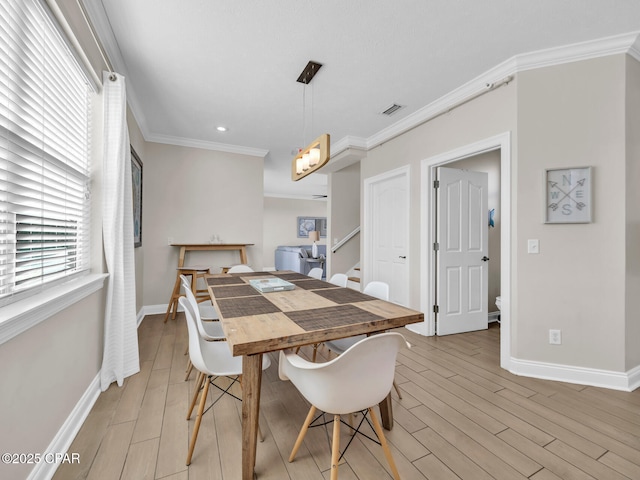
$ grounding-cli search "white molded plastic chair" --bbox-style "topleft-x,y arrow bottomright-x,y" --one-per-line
324,281 -> 389,355
180,274 -> 219,321
328,273 -> 348,287
324,281 -> 403,399
180,275 -> 224,340
227,264 -> 254,273
180,296 -> 271,465
308,267 -> 323,279
279,332 -> 408,480
181,274 -> 223,381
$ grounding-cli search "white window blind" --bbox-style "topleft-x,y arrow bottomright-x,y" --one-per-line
0,0 -> 91,307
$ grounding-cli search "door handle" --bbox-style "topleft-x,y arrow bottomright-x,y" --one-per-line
399,256 -> 406,259
481,256 -> 490,262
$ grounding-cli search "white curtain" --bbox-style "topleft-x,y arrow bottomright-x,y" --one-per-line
101,71 -> 140,391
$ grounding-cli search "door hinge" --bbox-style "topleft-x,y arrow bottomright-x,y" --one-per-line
433,180 -> 440,189
433,304 -> 439,314
433,242 -> 439,251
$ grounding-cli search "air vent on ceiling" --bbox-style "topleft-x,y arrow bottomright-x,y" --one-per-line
380,103 -> 404,116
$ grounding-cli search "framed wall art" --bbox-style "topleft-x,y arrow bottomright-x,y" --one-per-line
545,166 -> 591,224
131,146 -> 143,247
297,216 -> 327,238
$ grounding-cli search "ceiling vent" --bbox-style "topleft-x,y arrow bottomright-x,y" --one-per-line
380,103 -> 404,116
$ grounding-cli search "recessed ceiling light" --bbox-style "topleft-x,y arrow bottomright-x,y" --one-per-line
216,126 -> 227,132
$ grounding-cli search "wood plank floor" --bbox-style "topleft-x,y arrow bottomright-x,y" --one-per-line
54,314 -> 640,480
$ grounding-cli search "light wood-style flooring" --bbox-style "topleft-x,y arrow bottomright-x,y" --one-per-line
54,314 -> 640,479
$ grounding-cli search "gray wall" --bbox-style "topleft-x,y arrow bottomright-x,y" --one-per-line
626,55 -> 640,371
329,162 -> 361,277
263,197 -> 327,269
362,53 -> 639,375
141,142 -> 265,307
515,56 -> 627,371
0,3 -> 109,478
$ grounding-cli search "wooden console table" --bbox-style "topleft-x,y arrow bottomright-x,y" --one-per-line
170,243 -> 254,268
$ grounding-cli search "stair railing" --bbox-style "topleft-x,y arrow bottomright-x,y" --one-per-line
331,226 -> 360,253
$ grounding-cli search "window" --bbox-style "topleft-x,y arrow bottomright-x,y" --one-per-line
0,0 -> 91,307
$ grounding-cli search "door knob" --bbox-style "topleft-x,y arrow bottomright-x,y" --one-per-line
481,256 -> 490,262
399,256 -> 406,259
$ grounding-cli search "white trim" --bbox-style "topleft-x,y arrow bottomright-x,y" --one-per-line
330,135 -> 368,158
27,373 -> 101,480
363,165 -> 411,306
418,133 -> 512,371
0,274 -> 108,345
147,133 -> 269,158
345,31 -> 640,156
510,358 -> 640,392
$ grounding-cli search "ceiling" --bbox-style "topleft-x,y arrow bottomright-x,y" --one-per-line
85,1 -> 640,199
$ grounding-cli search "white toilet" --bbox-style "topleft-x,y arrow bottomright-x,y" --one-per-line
495,296 -> 501,323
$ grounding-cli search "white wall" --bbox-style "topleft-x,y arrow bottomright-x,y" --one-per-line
263,197 -> 327,269
142,143 -> 265,306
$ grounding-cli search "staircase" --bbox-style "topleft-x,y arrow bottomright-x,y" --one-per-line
346,266 -> 361,290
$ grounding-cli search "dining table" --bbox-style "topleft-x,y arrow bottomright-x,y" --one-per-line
205,270 -> 424,480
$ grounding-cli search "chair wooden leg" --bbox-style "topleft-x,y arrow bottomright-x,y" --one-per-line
184,360 -> 194,381
330,414 -> 341,480
368,407 -> 400,480
393,380 -> 402,399
187,372 -> 205,420
312,343 -> 318,362
289,405 -> 317,462
186,375 -> 210,465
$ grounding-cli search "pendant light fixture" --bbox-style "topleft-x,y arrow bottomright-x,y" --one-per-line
292,61 -> 330,181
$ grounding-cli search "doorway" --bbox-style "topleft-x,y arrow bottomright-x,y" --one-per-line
363,165 -> 410,306
435,166 -> 490,336
414,132 -> 512,370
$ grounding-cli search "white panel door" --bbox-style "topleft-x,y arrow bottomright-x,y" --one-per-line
370,172 -> 409,306
436,167 -> 488,335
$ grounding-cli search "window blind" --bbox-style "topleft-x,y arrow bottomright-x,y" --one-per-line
0,0 -> 91,306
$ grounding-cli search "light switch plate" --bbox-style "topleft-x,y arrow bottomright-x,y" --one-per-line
528,239 -> 539,254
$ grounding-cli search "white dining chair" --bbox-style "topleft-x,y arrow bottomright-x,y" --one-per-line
279,332 -> 408,480
308,267 -> 323,279
324,281 -> 403,399
181,275 -> 223,380
297,272 -> 350,362
328,273 -> 348,287
180,296 -> 271,465
324,281 -> 389,354
227,264 -> 254,273
180,274 -> 219,321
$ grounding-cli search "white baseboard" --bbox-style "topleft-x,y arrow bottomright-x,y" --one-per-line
510,357 -> 639,392
28,373 -> 101,480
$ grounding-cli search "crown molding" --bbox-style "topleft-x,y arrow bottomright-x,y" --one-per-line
514,30 -> 640,73
148,133 -> 269,158
82,0 -> 153,140
338,31 -> 640,154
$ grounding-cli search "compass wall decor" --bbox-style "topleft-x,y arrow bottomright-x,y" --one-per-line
545,167 -> 592,223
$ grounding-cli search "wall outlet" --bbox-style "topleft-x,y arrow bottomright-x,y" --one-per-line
549,329 -> 562,345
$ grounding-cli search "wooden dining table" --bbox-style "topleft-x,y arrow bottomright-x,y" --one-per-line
205,270 -> 424,480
